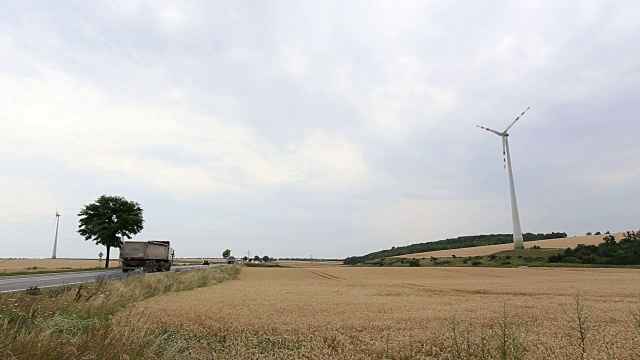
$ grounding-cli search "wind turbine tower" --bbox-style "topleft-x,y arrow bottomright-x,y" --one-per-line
477,107 -> 530,250
52,210 -> 60,259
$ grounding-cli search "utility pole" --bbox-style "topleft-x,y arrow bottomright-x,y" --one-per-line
52,210 -> 60,259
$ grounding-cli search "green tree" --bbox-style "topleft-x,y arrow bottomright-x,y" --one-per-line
222,249 -> 231,259
262,255 -> 270,263
78,195 -> 144,268
603,235 -> 617,245
253,255 -> 260,262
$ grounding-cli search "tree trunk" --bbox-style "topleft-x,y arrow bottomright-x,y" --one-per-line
105,245 -> 111,268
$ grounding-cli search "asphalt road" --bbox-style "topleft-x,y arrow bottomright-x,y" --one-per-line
0,264 -> 218,293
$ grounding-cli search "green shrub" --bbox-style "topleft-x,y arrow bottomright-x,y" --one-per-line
25,286 -> 41,296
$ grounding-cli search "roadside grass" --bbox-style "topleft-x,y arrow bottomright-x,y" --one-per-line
0,266 -> 239,359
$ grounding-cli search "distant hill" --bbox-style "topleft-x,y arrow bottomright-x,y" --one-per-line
398,233 -> 625,259
343,232 -> 567,265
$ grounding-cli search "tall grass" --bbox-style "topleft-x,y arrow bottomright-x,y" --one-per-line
447,305 -> 524,360
571,292 -> 590,358
0,266 -> 238,359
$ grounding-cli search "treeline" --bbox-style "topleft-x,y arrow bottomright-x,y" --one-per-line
549,231 -> 640,265
343,232 -> 567,265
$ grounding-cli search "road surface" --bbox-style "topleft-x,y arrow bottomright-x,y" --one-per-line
0,265 -> 219,293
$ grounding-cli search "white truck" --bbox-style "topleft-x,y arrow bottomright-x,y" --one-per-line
120,241 -> 174,272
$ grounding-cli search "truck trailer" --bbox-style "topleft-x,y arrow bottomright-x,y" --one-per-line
120,240 -> 174,272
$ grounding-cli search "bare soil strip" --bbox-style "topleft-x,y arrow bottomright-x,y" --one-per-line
305,269 -> 344,280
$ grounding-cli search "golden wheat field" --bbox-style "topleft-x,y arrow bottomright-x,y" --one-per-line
399,233 -> 625,258
117,265 -> 640,359
0,258 -> 116,272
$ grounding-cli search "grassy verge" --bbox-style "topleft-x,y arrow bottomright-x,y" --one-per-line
0,266 -> 239,359
361,249 -> 640,268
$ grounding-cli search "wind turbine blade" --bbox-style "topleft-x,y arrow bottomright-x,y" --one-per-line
503,106 -> 530,133
476,125 -> 503,136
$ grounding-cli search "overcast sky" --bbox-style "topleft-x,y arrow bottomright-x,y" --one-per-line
1,1 -> 639,260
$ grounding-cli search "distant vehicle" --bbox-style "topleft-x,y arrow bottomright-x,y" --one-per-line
202,259 -> 210,266
227,256 -> 236,265
120,241 -> 174,272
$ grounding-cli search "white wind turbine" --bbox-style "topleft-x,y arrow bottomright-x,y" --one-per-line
52,209 -> 60,259
477,107 -> 530,250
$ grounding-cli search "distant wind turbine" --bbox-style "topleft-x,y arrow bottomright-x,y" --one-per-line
52,209 -> 60,259
477,107 -> 530,250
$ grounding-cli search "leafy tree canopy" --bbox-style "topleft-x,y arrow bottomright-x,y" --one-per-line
222,249 -> 231,258
549,231 -> 640,265
78,195 -> 144,268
